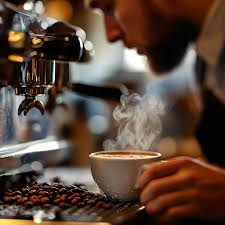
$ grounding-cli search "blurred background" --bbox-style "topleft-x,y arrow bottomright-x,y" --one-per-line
0,0 -> 203,169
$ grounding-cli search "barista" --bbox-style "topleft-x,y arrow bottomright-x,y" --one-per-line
87,0 -> 225,223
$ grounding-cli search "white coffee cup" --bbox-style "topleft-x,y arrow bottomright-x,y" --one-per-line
89,150 -> 161,202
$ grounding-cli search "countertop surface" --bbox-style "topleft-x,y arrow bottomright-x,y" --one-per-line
0,167 -> 224,225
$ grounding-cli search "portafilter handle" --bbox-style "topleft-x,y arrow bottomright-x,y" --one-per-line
70,83 -> 129,101
45,82 -> 129,114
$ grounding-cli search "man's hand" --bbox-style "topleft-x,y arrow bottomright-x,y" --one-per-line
137,157 -> 225,223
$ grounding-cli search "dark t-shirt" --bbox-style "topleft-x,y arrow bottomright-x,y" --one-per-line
196,89 -> 225,166
195,0 -> 225,167
195,58 -> 225,167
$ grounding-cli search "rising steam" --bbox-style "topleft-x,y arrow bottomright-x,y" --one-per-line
103,93 -> 165,151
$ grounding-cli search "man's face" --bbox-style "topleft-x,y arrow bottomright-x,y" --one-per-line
88,0 -> 197,73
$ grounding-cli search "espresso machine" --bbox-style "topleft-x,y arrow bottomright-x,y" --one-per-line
0,0 -> 131,186
0,0 -> 128,159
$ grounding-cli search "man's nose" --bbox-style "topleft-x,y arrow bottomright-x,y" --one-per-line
104,15 -> 124,43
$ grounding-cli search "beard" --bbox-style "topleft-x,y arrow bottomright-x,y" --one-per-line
146,21 -> 198,74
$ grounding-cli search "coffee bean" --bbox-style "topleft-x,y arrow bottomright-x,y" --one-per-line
95,193 -> 102,198
52,182 -> 59,187
101,203 -> 113,209
59,202 -> 67,208
84,191 -> 90,195
68,196 -> 74,201
43,185 -> 50,190
80,194 -> 86,199
84,198 -> 90,202
6,192 -> 14,197
59,188 -> 66,194
67,190 -> 73,195
3,196 -> 14,203
31,185 -> 39,190
72,193 -> 80,198
61,194 -> 68,198
29,189 -> 37,195
51,191 -> 58,197
71,199 -> 79,205
53,198 -> 63,204
13,191 -> 22,196
39,191 -> 49,196
71,188 -> 84,193
86,192 -> 95,197
29,195 -> 38,201
78,202 -> 85,207
32,199 -> 41,206
13,195 -> 21,201
40,197 -> 49,204
73,197 -> 81,201
57,183 -> 65,189
41,204 -> 51,209
86,200 -> 96,206
96,201 -> 104,207
21,188 -> 29,194
97,196 -> 107,201
23,201 -> 33,208
51,186 -> 58,191
17,197 -> 28,204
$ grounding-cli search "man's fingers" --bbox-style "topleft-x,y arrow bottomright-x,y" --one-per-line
144,189 -> 197,214
137,157 -> 193,189
140,171 -> 197,205
137,161 -> 178,189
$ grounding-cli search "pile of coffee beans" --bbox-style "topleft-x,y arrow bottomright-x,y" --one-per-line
1,181 -> 114,210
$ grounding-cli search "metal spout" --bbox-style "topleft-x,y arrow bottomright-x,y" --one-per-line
18,95 -> 44,116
